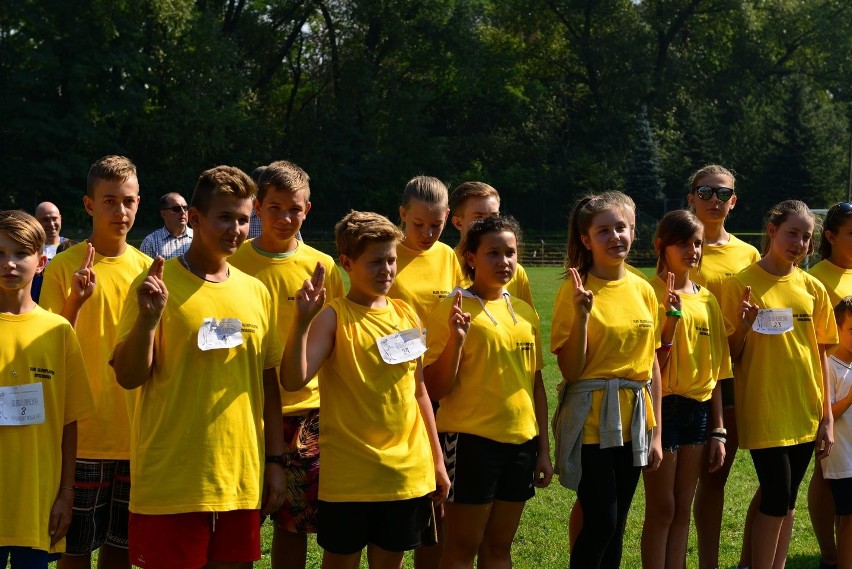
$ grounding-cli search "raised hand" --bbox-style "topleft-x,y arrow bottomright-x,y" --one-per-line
449,290 -> 472,341
137,256 -> 168,324
663,272 -> 682,312
738,286 -> 759,327
71,243 -> 97,302
295,262 -> 326,321
569,267 -> 594,315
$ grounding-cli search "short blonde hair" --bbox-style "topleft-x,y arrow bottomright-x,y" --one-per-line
191,166 -> 256,213
402,176 -> 448,209
87,155 -> 137,197
257,160 -> 310,202
0,210 -> 46,254
335,211 -> 403,259
449,181 -> 500,216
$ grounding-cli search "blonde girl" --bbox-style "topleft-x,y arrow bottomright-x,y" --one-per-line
640,210 -> 731,569
687,164 -> 761,569
423,215 -> 552,569
721,200 -> 836,569
808,201 -> 852,569
551,191 -> 662,569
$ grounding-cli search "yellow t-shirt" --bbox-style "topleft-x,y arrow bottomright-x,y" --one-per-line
39,241 -> 150,459
810,259 -> 852,307
693,234 -> 761,301
389,241 -> 464,324
0,308 -> 93,553
424,291 -> 542,443
456,250 -> 535,308
318,297 -> 435,502
230,240 -> 344,415
722,263 -> 838,449
114,260 -> 282,514
551,271 -> 658,444
650,276 -> 733,401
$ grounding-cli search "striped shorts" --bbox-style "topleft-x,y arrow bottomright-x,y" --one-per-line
64,459 -> 130,555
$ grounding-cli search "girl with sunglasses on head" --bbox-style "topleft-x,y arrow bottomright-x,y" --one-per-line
640,210 -> 732,569
687,164 -> 761,569
807,201 -> 852,569
721,200 -> 836,569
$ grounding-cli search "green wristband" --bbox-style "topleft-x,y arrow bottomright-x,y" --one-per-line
666,310 -> 682,318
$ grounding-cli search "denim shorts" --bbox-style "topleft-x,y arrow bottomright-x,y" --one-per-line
660,395 -> 709,451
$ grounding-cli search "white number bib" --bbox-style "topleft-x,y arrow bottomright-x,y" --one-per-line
377,328 -> 427,364
0,383 -> 45,426
752,308 -> 794,335
197,318 -> 244,351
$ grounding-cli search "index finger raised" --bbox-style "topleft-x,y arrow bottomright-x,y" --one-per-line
741,285 -> 752,303
80,243 -> 95,270
311,262 -> 326,288
454,289 -> 463,308
147,256 -> 165,280
569,267 -> 582,290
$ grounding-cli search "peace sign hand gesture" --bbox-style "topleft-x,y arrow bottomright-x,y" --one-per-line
137,256 -> 168,326
71,243 -> 97,302
449,290 -> 472,341
663,272 -> 682,313
738,286 -> 760,328
568,268 -> 593,316
295,262 -> 327,322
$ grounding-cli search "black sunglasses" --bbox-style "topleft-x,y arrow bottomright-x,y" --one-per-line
161,205 -> 188,213
694,186 -> 735,202
824,202 -> 852,231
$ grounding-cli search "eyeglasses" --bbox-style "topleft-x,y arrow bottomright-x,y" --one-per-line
694,186 -> 735,202
161,205 -> 188,213
824,202 -> 852,231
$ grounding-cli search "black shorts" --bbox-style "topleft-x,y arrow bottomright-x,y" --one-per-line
65,459 -> 130,554
829,477 -> 852,516
443,432 -> 536,504
317,497 -> 432,555
660,395 -> 709,451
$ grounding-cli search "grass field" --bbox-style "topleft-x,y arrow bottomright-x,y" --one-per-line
246,266 -> 824,568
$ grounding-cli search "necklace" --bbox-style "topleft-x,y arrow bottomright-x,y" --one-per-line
179,254 -> 229,283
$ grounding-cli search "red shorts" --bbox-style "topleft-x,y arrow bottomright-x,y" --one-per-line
129,510 -> 260,569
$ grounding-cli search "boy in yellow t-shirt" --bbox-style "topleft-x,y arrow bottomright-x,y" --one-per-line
39,156 -> 150,569
230,160 -> 344,569
111,166 -> 285,569
0,210 -> 93,567
281,210 -> 449,569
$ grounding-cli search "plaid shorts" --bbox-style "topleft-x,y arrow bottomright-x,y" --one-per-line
65,459 -> 130,554
273,409 -> 320,533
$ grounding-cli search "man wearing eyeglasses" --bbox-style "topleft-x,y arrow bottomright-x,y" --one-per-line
140,192 -> 193,259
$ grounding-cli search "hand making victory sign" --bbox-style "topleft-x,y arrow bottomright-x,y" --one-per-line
448,289 -> 472,341
738,285 -> 759,327
663,271 -> 682,313
568,267 -> 594,315
71,243 -> 97,302
296,262 -> 327,322
137,256 -> 168,325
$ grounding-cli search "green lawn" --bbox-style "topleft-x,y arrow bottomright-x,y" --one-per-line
251,266 -> 823,568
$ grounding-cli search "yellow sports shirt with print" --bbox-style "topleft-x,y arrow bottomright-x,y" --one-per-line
114,259 -> 281,514
39,241 -> 150,459
692,234 -> 761,301
0,308 -> 93,553
722,263 -> 837,449
424,292 -> 542,444
551,271 -> 658,444
810,259 -> 852,307
318,297 -> 435,502
650,276 -> 732,401
389,241 -> 464,323
230,240 -> 344,415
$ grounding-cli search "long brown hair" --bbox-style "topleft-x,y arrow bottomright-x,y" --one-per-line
653,210 -> 704,275
563,191 -> 635,279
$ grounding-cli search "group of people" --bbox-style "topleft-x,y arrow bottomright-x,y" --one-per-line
1,156 -> 851,569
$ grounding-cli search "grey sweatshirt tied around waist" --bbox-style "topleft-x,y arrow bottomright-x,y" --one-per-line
552,378 -> 652,491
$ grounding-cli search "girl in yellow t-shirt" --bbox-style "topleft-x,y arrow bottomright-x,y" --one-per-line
808,201 -> 852,568
640,210 -> 732,569
721,199 -> 836,569
423,215 -> 552,569
686,164 -> 761,569
551,191 -> 662,569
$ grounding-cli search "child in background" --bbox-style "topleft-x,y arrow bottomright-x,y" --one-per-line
40,156 -> 150,569
281,211 -> 449,569
230,160 -> 344,569
721,200 -> 835,569
388,175 -> 462,568
0,210 -> 93,566
424,215 -> 552,568
640,210 -> 731,569
687,164 -> 761,569
808,201 -> 852,569
823,297 -> 852,569
551,191 -> 662,569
